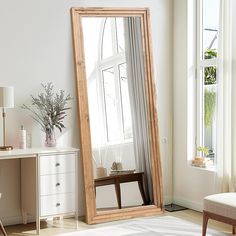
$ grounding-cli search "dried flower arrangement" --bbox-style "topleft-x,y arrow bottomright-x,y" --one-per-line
22,82 -> 72,147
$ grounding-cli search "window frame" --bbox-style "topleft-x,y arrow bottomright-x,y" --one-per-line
196,0 -> 219,160
97,17 -> 133,145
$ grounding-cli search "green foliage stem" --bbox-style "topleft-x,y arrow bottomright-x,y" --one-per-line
197,146 -> 209,156
204,89 -> 216,126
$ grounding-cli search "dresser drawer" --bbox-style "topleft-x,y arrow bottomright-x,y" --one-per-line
40,173 -> 75,196
40,154 -> 75,175
40,193 -> 75,217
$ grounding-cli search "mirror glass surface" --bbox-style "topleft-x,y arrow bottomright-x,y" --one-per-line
82,16 -> 155,212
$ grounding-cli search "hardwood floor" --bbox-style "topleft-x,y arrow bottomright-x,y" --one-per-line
4,210 -> 232,236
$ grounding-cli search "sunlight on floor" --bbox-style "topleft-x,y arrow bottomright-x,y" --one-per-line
4,210 -> 232,236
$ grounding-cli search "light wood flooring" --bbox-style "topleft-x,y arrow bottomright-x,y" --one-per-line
4,210 -> 232,236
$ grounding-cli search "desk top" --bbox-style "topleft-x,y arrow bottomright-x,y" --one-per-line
0,147 -> 79,160
95,172 -> 144,182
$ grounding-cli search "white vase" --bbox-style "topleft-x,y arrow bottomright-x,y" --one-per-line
96,166 -> 107,178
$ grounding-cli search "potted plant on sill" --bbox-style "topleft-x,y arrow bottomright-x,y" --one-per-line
192,146 -> 210,168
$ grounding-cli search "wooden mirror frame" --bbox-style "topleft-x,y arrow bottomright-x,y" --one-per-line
71,7 -> 164,224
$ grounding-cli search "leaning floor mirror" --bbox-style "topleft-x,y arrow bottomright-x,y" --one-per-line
71,7 -> 163,224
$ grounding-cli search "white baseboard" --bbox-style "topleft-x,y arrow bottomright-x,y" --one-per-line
1,213 -> 84,226
1,215 -> 35,226
2,198 -> 201,226
173,197 -> 203,212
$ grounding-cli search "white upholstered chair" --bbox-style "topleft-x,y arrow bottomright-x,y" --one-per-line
202,192 -> 236,236
0,193 -> 7,236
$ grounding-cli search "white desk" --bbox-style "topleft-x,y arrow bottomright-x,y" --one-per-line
0,147 -> 79,235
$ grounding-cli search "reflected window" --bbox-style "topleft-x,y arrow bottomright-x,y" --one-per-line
82,17 -> 133,145
103,67 -> 120,142
100,17 -> 132,143
102,18 -> 114,59
101,17 -> 126,59
119,63 -> 132,139
116,18 -> 125,53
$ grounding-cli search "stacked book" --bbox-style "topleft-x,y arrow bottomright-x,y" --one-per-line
110,170 -> 135,175
191,157 -> 213,168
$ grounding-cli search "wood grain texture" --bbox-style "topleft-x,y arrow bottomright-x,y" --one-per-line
71,7 -> 164,224
0,220 -> 7,236
202,211 -> 236,236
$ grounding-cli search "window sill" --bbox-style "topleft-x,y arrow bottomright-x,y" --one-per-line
101,139 -> 133,149
188,162 -> 216,172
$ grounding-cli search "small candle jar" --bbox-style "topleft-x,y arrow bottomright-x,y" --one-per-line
96,166 -> 107,178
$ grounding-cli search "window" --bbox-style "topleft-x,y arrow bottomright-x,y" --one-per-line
100,18 -> 133,143
82,16 -> 134,147
82,16 -> 135,151
196,0 -> 220,165
101,18 -> 133,143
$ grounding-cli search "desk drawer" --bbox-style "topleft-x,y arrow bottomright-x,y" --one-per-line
40,193 -> 75,217
40,173 -> 75,196
40,154 -> 75,175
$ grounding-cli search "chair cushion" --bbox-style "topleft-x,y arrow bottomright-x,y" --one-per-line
204,192 -> 236,219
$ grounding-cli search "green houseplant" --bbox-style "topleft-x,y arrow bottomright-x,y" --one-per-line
204,49 -> 217,127
204,90 -> 216,126
197,146 -> 209,157
22,83 -> 72,147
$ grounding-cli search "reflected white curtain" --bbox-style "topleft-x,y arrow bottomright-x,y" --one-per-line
124,17 -> 153,203
215,0 -> 235,192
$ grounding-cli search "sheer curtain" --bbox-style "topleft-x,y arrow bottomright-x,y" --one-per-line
124,17 -> 153,203
215,0 -> 235,192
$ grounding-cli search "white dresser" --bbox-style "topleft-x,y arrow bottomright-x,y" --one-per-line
0,147 -> 79,235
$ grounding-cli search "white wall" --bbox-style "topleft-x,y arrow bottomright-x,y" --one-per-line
173,0 -> 215,211
0,0 -> 173,225
173,0 -> 236,211
233,0 -> 236,166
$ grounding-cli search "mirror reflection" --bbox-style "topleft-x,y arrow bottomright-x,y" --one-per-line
82,16 -> 154,211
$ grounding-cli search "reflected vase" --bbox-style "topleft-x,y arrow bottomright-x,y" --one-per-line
96,166 -> 107,178
45,130 -> 57,147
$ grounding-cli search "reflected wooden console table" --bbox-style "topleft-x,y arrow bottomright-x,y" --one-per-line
0,220 -> 7,236
94,172 -> 148,209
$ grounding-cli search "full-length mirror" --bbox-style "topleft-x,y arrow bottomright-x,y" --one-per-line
71,8 -> 163,224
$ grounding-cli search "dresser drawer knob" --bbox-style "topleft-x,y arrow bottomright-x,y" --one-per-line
56,183 -> 60,187
56,203 -> 61,207
56,163 -> 60,167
